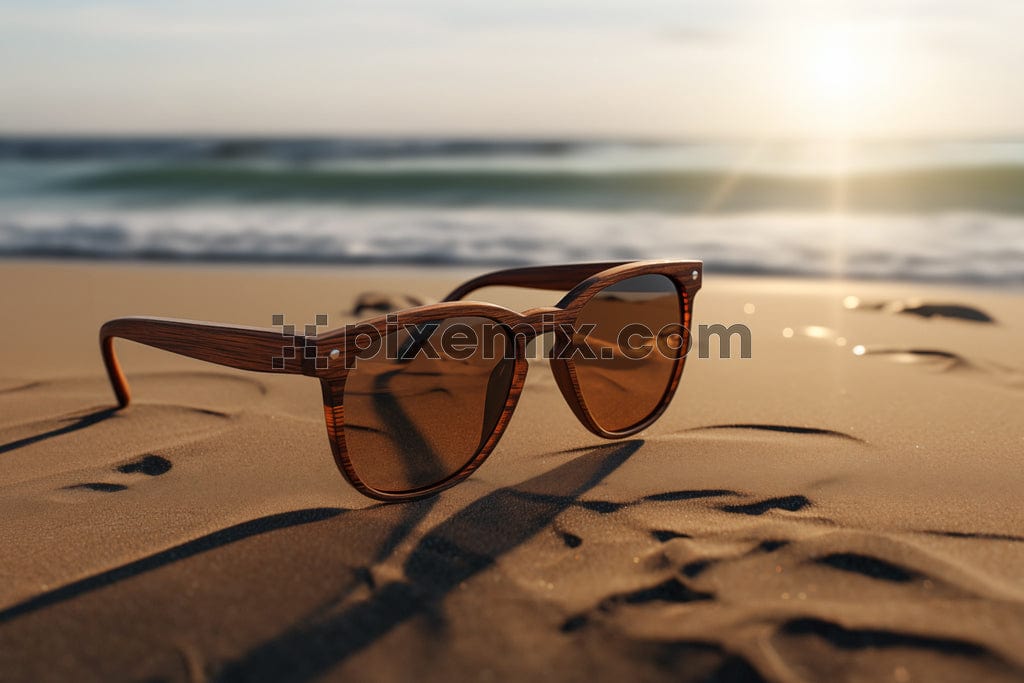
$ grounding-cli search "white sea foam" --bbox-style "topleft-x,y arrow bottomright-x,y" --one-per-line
2,205 -> 1022,285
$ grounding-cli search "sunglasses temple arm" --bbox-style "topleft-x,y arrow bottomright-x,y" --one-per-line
100,317 -> 308,407
442,262 -> 632,301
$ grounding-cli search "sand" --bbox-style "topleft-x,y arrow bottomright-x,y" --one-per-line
0,260 -> 1022,682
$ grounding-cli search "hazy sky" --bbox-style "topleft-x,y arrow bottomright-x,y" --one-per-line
1,0 -> 1021,138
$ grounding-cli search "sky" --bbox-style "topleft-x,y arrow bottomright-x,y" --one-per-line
1,0 -> 1022,138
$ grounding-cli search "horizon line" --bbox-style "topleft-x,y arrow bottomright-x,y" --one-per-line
2,130 -> 1024,145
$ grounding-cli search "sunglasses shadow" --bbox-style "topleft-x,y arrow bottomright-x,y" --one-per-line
367,368 -> 451,489
217,439 -> 643,683
0,507 -> 350,624
0,407 -> 120,457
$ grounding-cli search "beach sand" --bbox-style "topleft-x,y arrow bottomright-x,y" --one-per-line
0,260 -> 1022,682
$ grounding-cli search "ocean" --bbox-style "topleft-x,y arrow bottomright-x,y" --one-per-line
1,136 -> 1022,286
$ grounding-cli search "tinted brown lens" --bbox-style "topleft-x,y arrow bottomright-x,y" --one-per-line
570,274 -> 682,432
343,316 -> 515,493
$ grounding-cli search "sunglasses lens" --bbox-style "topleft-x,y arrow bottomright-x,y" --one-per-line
343,316 -> 515,493
570,273 -> 683,432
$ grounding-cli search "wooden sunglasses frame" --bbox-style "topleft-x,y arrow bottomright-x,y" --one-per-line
100,259 -> 702,501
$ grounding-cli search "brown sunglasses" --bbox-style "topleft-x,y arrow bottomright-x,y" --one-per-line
100,260 -> 702,501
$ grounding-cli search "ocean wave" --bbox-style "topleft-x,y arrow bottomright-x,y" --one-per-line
2,207 -> 1022,286
49,164 -> 1024,214
0,137 -> 593,163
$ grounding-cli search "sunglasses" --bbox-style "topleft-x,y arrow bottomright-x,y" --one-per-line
100,260 -> 702,501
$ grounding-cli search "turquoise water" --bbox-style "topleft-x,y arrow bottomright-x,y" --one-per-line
1,137 -> 1022,284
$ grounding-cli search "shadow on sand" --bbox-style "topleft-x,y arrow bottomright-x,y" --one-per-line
216,440 -> 642,682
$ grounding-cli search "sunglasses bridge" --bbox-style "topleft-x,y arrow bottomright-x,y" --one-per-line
518,306 -> 565,332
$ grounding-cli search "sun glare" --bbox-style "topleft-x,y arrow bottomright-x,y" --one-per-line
809,33 -> 862,105
782,24 -> 898,136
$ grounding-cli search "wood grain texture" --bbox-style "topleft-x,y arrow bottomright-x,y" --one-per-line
442,261 -> 634,301
100,317 -> 307,407
548,261 -> 699,439
99,260 -> 702,501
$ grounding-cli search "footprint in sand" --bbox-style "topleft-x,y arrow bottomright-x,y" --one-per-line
853,346 -> 1024,389
565,485 -> 822,524
116,454 -> 173,477
0,372 -> 265,487
558,527 -> 807,681
844,296 -> 997,324
554,480 -> 1024,682
561,576 -> 714,633
567,489 -> 744,517
815,551 -> 918,583
799,531 -> 1024,602
558,530 -> 583,548
838,297 -> 1024,387
61,454 -> 174,495
771,617 -> 1024,683
719,494 -> 812,516
856,346 -> 971,370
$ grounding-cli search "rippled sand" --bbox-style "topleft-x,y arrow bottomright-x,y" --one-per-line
1,261 -> 1022,682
